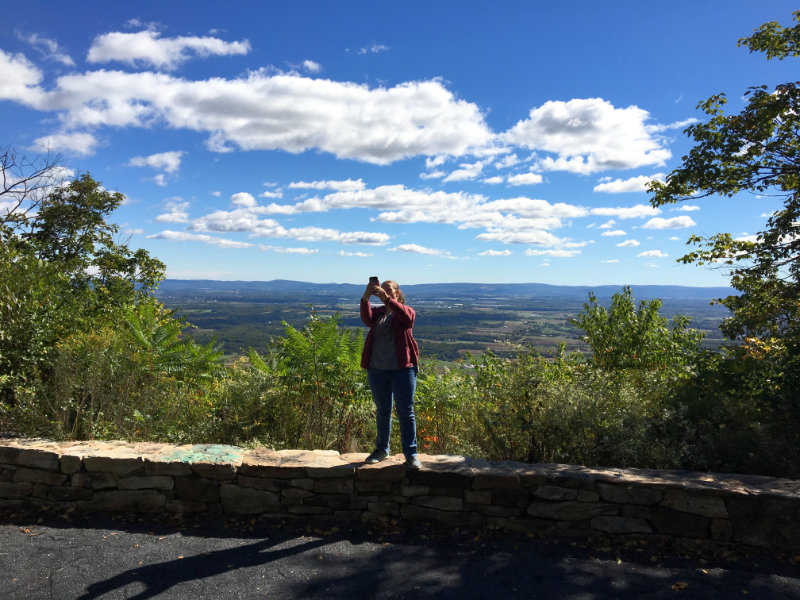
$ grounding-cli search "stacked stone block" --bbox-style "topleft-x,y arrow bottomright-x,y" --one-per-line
0,439 -> 798,550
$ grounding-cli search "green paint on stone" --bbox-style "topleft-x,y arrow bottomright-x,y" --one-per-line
160,444 -> 242,464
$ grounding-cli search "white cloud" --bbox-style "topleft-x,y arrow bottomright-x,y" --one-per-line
19,32 -> 75,66
155,198 -> 190,223
258,244 -> 318,254
601,229 -> 626,237
598,219 -> 616,229
0,49 -> 45,105
591,204 -> 660,219
675,205 -> 700,212
211,191 -> 221,197
649,117 -> 698,132
34,131 -> 98,155
638,250 -> 668,258
426,155 -> 447,169
25,70 -> 492,165
642,215 -> 696,229
478,249 -> 512,256
189,204 -> 390,245
593,173 -> 664,193
152,174 -> 167,187
302,60 -> 321,73
389,243 -> 444,255
289,179 -> 365,191
523,248 -> 581,257
338,250 -> 372,257
420,170 -> 446,180
616,239 -> 640,247
87,30 -> 251,70
479,230 -> 563,245
494,153 -> 520,169
481,176 -> 504,184
359,44 -> 389,55
147,230 -> 253,248
601,259 -> 620,263
231,192 -> 257,207
504,98 -> 671,174
507,172 -> 543,186
128,150 -> 185,173
443,159 -> 487,182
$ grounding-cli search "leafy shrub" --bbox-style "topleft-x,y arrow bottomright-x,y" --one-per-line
415,360 -> 479,456
215,311 -> 374,453
2,300 -> 222,442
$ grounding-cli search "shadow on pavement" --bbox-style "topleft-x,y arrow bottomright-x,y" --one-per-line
2,507 -> 799,599
76,536 -> 328,600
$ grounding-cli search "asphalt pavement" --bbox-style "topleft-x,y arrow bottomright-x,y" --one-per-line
1,508 -> 799,599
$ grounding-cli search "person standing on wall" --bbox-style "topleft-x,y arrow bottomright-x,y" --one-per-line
360,277 -> 421,470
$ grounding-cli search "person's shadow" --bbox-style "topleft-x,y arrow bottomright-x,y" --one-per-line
76,535 -> 327,599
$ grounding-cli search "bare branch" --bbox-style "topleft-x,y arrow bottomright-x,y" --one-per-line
0,146 -> 66,230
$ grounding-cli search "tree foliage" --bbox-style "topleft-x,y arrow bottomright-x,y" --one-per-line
647,11 -> 800,361
570,286 -> 703,374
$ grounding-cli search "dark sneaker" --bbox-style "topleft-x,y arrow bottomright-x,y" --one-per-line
364,449 -> 389,464
405,455 -> 422,470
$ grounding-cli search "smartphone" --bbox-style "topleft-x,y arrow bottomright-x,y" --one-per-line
369,276 -> 379,286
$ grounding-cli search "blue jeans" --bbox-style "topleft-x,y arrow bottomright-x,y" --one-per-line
367,367 -> 417,459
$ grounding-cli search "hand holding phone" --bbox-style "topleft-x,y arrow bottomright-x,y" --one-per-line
369,276 -> 379,286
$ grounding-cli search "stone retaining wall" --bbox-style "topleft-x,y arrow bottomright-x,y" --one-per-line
1,439 -> 799,550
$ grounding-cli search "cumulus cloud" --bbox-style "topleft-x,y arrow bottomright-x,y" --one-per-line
155,198 -> 190,223
442,159 -> 487,182
507,172 -> 543,186
389,243 -> 444,255
302,60 -> 321,73
591,204 -> 660,219
675,205 -> 700,212
34,131 -> 98,155
616,239 -> 640,247
642,215 -> 696,229
478,249 -> 512,256
258,244 -> 318,254
0,49 -> 45,105
523,248 -> 581,257
18,69 -> 493,164
478,230 -> 563,245
593,173 -> 665,193
481,176 -> 504,184
504,98 -> 670,174
147,230 -> 253,248
231,192 -> 257,207
189,202 -> 390,245
87,30 -> 251,70
338,250 -> 372,257
494,153 -> 520,169
601,229 -> 626,237
638,250 -> 668,258
289,179 -> 365,191
128,150 -> 185,173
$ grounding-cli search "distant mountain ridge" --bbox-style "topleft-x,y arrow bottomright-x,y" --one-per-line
158,279 -> 735,301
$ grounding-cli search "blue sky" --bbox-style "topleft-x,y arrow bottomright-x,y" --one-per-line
1,1 -> 796,286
